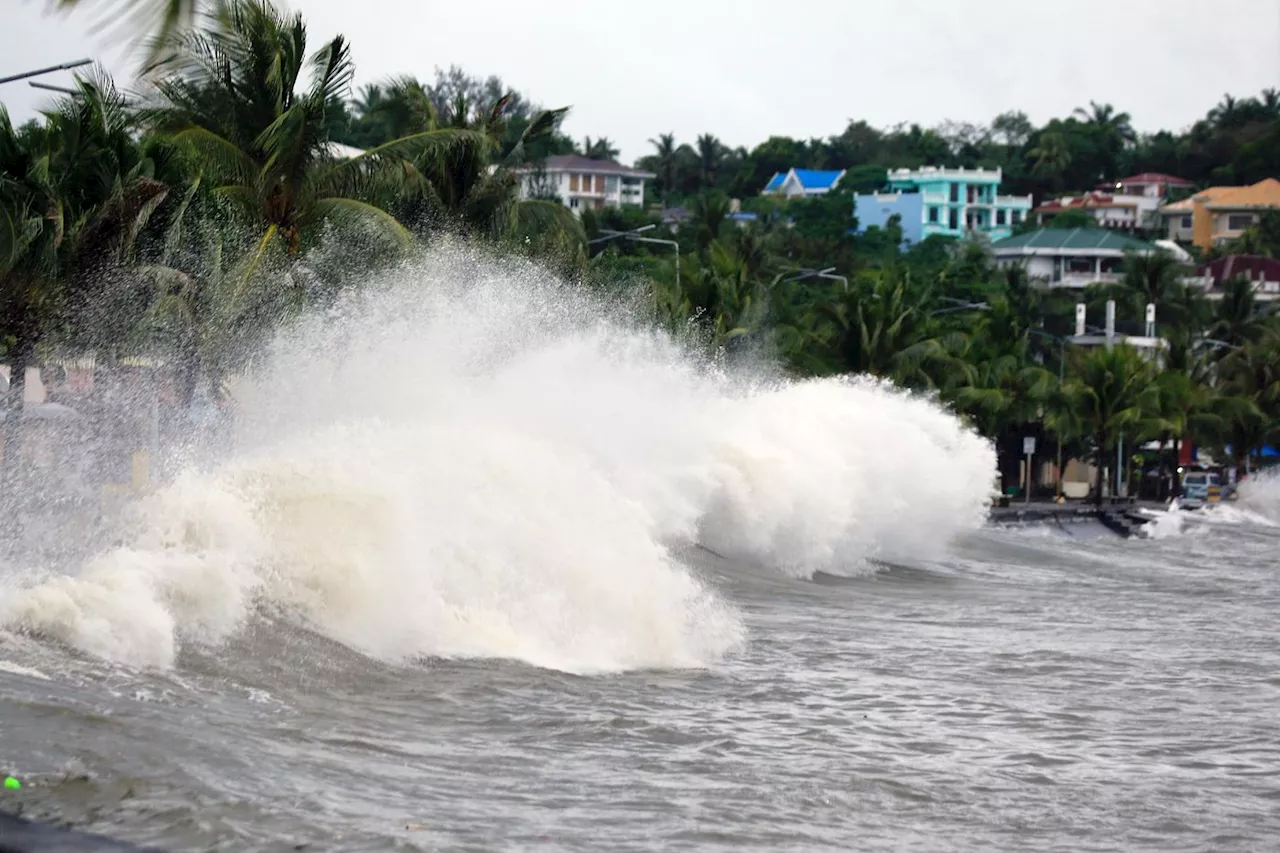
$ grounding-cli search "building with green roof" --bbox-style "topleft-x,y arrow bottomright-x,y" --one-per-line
991,228 -> 1159,289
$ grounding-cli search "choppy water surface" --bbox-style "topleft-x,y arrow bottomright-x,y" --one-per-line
2,251 -> 1279,851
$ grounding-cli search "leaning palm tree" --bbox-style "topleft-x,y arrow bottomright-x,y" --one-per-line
55,0 -> 201,66
140,0 -> 480,274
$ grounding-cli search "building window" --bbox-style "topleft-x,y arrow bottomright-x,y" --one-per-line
1066,257 -> 1093,274
1011,210 -> 1022,225
1228,213 -> 1255,231
569,198 -> 580,209
569,174 -> 579,192
928,207 -> 939,223
949,183 -> 959,203
595,175 -> 606,193
996,210 -> 1006,226
948,209 -> 958,230
1181,215 -> 1192,228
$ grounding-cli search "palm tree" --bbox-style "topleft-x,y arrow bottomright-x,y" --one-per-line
1120,249 -> 1186,330
1,75 -> 168,481
1050,345 -> 1159,506
821,269 -> 961,385
1073,101 -> 1136,145
695,134 -> 723,189
1211,276 -> 1271,348
55,0 -> 201,66
1027,132 -> 1072,177
655,240 -> 771,351
580,137 -> 619,161
688,191 -> 730,251
647,133 -> 679,204
142,0 -> 478,271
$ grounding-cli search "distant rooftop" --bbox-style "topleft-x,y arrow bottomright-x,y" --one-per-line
1110,172 -> 1193,187
790,169 -> 845,190
1203,178 -> 1280,210
1159,178 -> 1280,212
521,155 -> 655,178
1035,191 -> 1141,213
764,168 -> 845,192
992,228 -> 1157,253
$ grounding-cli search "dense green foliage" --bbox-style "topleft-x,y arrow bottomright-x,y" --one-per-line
8,0 -> 1280,498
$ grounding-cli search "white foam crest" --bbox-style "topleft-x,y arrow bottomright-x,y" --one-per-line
0,246 -> 995,670
1237,470 -> 1280,525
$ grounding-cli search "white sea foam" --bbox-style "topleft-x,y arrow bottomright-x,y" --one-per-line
0,246 -> 996,671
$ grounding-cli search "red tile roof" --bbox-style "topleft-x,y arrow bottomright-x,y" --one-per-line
1115,172 -> 1194,186
1196,254 -> 1280,283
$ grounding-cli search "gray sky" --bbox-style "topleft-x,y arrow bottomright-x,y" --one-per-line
4,0 -> 1279,163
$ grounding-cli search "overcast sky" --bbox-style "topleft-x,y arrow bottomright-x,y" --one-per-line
4,0 -> 1279,162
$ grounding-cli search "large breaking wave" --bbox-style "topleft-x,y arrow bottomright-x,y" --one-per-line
0,246 -> 996,672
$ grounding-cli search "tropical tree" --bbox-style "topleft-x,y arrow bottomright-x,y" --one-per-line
580,136 -> 619,160
1027,132 -> 1072,178
1120,249 -> 1187,330
1051,345 -> 1159,505
1,76 -> 169,479
142,0 -> 477,271
695,134 -> 724,188
646,133 -> 679,204
55,0 -> 201,65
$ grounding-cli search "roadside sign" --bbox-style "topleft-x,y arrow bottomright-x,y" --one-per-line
1023,437 -> 1036,456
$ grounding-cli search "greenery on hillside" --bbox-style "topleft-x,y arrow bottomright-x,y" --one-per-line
7,0 -> 1280,502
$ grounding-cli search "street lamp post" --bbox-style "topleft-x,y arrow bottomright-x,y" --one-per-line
589,224 -> 681,290
1029,328 -> 1068,500
787,267 -> 849,292
929,297 -> 990,317
29,81 -> 80,96
0,58 -> 92,86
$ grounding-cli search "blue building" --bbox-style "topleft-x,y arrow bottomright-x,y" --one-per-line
762,168 -> 847,198
853,166 -> 1033,243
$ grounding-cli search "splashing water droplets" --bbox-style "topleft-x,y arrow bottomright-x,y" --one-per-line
0,247 -> 995,672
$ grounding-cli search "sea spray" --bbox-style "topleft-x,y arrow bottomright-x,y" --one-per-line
0,246 -> 996,671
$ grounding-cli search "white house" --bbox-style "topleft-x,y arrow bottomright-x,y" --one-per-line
1094,172 -> 1194,199
991,227 -> 1160,289
516,155 -> 655,214
1033,191 -> 1162,231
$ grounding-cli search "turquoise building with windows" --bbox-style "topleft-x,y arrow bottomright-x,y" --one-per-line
853,166 -> 1033,244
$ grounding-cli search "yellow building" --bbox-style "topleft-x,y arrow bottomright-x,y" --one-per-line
1160,178 -> 1280,250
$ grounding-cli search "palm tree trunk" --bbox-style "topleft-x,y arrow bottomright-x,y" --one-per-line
1093,431 -> 1108,507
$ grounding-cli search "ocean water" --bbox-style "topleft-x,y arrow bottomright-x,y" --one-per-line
2,249 -> 1278,851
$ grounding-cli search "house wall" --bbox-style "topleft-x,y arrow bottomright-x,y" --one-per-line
1211,210 -> 1259,245
882,167 -> 1028,241
1165,212 -> 1195,242
520,170 -> 647,215
994,252 -> 1129,289
853,192 -> 924,244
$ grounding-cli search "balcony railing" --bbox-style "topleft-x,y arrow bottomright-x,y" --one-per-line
1048,272 -> 1123,288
